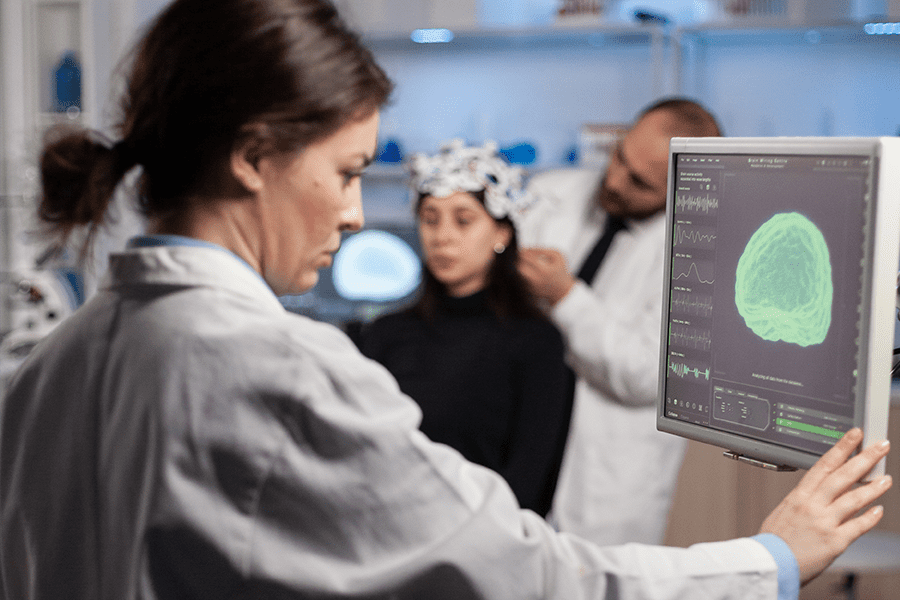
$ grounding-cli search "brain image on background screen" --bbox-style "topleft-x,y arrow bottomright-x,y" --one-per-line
734,212 -> 833,347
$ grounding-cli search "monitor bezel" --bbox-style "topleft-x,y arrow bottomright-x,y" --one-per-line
657,136 -> 899,475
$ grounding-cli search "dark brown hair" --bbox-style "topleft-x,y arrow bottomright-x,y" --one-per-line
639,96 -> 723,138
412,190 -> 546,323
39,0 -> 393,247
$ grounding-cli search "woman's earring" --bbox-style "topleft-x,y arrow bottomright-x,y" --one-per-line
494,243 -> 506,254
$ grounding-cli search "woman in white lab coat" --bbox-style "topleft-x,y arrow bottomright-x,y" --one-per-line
0,0 -> 891,598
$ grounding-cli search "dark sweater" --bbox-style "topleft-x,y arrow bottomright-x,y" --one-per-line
358,290 -> 570,516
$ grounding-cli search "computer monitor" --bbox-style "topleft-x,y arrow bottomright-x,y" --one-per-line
280,223 -> 422,327
657,137 -> 900,477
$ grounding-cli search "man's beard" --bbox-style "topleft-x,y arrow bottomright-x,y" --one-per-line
596,179 -> 626,217
595,178 -> 661,221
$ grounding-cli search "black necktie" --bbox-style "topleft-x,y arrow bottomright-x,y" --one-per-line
541,214 -> 627,514
576,215 -> 627,285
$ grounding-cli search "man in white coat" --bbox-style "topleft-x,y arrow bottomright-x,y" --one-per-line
518,98 -> 722,546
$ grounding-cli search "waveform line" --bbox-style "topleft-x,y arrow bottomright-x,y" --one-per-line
673,224 -> 717,247
669,325 -> 712,351
671,292 -> 713,317
669,362 -> 711,380
672,261 -> 715,285
675,194 -> 719,214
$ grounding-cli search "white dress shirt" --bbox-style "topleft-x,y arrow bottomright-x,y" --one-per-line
519,167 -> 688,546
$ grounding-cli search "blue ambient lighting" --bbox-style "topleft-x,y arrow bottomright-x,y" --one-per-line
864,22 -> 900,35
411,28 -> 454,43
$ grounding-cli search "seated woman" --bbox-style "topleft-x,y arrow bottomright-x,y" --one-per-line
359,140 -> 570,516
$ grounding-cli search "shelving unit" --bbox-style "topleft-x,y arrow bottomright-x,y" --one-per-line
673,19 -> 900,104
364,21 -> 669,101
2,0 -> 96,267
0,0 -> 98,386
356,13 -> 900,234
675,18 -> 899,47
363,17 -> 899,100
364,22 -> 665,51
361,15 -> 898,168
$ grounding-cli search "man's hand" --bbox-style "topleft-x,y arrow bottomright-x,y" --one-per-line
759,428 -> 892,585
518,248 -> 577,306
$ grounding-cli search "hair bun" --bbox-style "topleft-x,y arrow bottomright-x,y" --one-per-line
39,128 -> 121,238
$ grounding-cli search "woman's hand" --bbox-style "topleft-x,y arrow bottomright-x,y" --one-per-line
759,427 -> 892,585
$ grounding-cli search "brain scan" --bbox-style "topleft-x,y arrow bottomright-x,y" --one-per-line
734,212 -> 833,347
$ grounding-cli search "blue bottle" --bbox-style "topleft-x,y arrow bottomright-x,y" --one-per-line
54,51 -> 82,113
378,139 -> 404,163
500,142 -> 537,166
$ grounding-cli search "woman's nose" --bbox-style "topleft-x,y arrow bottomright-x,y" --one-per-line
434,221 -> 458,244
340,195 -> 364,233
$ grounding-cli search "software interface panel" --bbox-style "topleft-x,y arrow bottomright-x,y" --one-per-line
663,152 -> 871,456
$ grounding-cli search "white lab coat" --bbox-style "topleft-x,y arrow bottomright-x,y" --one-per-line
518,168 -> 687,546
0,244 -> 779,599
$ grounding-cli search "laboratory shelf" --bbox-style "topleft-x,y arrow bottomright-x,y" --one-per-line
676,18 -> 900,45
363,22 -> 664,52
363,17 -> 900,52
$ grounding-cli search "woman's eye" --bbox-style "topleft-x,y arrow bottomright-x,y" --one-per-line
342,171 -> 362,186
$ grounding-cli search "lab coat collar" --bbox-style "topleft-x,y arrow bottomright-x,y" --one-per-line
103,244 -> 286,314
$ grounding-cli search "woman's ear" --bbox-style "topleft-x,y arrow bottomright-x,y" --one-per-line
230,123 -> 277,193
230,139 -> 264,193
497,222 -> 513,248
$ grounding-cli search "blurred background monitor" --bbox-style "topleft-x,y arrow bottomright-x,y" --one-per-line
280,223 -> 422,331
657,136 -> 900,478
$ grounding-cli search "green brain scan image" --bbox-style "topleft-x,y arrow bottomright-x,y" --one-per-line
734,212 -> 833,347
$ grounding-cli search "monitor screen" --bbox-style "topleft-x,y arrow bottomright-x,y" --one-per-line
280,223 -> 422,328
657,137 -> 899,476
